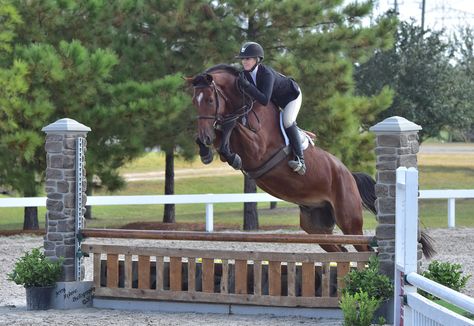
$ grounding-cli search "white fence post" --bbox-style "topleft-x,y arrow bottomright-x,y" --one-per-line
448,198 -> 456,228
205,202 -> 214,232
395,167 -> 419,326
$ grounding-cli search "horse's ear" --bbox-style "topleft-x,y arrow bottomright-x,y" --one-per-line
205,73 -> 213,84
183,76 -> 194,86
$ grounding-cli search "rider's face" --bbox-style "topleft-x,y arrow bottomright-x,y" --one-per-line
241,57 -> 258,71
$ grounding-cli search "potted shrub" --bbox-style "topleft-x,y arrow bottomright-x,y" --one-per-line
340,256 -> 394,325
8,247 -> 63,310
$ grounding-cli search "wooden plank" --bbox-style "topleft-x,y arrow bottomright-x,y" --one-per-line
138,255 -> 150,289
124,254 -> 132,289
287,262 -> 296,297
235,260 -> 247,294
106,254 -> 119,288
253,260 -> 262,296
268,261 -> 281,296
156,256 -> 164,291
321,263 -> 330,297
220,260 -> 228,294
82,229 -> 374,245
95,287 -> 341,308
170,257 -> 182,291
302,262 -> 315,297
337,262 -> 350,297
202,258 -> 214,293
82,244 -> 373,263
188,257 -> 196,292
93,253 -> 101,289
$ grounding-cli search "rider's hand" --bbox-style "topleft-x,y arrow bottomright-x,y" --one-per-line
238,72 -> 251,89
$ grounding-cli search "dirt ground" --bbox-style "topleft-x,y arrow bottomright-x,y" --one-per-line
0,227 -> 473,325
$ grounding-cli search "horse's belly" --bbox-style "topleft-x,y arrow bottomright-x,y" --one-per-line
256,177 -> 331,207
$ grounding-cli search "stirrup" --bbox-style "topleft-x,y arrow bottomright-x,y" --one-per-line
288,157 -> 306,175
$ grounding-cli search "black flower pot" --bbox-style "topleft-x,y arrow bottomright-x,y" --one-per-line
26,286 -> 54,310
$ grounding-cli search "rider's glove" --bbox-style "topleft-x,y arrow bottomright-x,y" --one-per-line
238,72 -> 252,89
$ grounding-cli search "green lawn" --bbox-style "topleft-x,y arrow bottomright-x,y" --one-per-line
1,148 -> 473,230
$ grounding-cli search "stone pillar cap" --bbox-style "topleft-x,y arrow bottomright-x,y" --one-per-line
42,118 -> 91,133
369,116 -> 422,133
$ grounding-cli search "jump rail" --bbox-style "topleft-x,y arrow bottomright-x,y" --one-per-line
80,228 -> 375,246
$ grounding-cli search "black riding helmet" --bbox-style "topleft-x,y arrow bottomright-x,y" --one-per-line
235,42 -> 264,61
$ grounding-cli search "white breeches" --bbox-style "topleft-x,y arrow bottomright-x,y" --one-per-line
282,89 -> 302,128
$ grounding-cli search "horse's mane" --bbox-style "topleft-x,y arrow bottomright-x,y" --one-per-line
204,64 -> 240,76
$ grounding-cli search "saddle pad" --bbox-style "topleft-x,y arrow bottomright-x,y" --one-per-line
279,112 -> 312,150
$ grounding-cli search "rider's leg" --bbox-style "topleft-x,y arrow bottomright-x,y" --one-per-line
283,91 -> 306,175
285,123 -> 306,175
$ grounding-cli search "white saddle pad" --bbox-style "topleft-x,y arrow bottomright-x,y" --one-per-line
279,112 -> 313,150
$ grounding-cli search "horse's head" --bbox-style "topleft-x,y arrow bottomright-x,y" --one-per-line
188,72 -> 233,146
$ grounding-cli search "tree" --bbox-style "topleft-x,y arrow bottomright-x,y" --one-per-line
208,0 -> 396,228
449,27 -> 474,141
219,1 -> 395,171
6,0 -> 211,224
355,21 -> 457,141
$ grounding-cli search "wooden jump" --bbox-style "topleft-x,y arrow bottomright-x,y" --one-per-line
81,243 -> 373,308
81,228 -> 375,246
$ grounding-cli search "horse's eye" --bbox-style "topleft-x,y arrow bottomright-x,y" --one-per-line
208,98 -> 214,104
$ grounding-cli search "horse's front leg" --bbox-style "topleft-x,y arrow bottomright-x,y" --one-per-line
195,138 -> 213,164
218,120 -> 242,170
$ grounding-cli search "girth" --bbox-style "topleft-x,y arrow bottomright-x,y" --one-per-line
243,145 -> 291,179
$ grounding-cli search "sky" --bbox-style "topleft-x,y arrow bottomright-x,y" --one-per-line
373,0 -> 474,33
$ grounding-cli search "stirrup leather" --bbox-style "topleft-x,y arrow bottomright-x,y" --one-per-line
288,156 -> 306,175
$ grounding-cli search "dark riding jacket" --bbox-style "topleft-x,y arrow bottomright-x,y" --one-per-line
242,64 -> 300,108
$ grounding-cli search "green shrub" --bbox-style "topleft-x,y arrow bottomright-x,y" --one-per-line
340,290 -> 380,326
343,255 -> 394,302
420,260 -> 472,300
7,247 -> 63,288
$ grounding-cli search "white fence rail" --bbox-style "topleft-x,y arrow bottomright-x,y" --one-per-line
1,189 -> 473,230
419,190 -> 474,228
0,193 -> 282,232
395,167 -> 474,326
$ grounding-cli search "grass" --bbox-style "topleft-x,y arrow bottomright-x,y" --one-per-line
433,299 -> 474,320
1,147 -> 473,230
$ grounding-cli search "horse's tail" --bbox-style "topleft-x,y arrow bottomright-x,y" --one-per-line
420,230 -> 436,258
351,172 -> 377,215
352,172 -> 437,258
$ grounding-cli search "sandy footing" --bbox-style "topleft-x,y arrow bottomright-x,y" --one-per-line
1,228 -> 472,325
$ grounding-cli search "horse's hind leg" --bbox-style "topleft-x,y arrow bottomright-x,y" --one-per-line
299,204 -> 347,252
333,200 -> 372,253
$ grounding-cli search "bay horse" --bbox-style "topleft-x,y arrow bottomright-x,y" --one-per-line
187,64 -> 434,256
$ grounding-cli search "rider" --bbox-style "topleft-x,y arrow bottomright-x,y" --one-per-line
235,41 -> 306,175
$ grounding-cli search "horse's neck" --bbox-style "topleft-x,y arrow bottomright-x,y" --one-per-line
230,103 -> 284,170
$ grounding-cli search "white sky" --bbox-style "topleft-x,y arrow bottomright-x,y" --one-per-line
373,0 -> 474,32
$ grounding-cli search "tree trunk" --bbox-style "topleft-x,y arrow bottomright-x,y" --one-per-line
23,207 -> 39,230
243,175 -> 258,230
163,150 -> 175,223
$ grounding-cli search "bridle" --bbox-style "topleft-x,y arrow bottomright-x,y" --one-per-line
194,79 -> 254,129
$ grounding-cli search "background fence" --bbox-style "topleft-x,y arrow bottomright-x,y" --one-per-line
1,190 -> 473,231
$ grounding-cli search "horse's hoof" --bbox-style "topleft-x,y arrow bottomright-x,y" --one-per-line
200,152 -> 213,164
230,154 -> 242,170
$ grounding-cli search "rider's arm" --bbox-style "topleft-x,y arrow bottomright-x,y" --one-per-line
242,69 -> 275,105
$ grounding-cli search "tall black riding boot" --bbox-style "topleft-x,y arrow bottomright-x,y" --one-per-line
285,123 -> 306,175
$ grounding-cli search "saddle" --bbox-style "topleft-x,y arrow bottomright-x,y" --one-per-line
278,112 -> 315,149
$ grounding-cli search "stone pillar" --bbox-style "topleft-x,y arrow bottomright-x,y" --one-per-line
42,118 -> 90,282
369,116 -> 422,278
